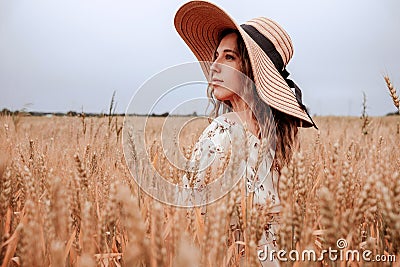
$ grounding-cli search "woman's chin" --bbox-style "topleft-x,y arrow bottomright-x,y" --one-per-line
214,94 -> 226,102
213,87 -> 232,102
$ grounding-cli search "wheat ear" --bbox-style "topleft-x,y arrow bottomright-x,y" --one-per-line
384,75 -> 400,113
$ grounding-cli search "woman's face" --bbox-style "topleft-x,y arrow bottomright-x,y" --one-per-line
210,32 -> 243,102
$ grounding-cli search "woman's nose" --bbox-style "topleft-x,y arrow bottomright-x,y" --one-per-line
210,59 -> 221,73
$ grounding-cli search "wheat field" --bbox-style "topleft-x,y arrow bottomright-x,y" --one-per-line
0,114 -> 399,267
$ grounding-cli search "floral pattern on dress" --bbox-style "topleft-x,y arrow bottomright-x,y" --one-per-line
178,115 -> 282,266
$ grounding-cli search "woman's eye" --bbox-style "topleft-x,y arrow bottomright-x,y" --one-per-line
225,54 -> 235,60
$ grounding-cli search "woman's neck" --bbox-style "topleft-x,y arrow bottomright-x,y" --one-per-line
230,94 -> 248,112
228,95 -> 260,138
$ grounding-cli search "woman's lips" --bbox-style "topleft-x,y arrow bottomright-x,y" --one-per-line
210,78 -> 223,85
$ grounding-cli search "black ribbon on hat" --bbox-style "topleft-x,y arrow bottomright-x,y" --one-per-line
240,24 -> 318,129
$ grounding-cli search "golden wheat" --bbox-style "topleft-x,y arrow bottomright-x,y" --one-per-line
0,115 -> 399,267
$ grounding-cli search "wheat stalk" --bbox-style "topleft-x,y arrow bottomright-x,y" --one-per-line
384,75 -> 400,113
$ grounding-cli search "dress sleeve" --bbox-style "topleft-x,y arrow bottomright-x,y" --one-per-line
177,116 -> 247,209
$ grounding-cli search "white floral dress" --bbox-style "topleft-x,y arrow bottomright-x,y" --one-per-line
177,115 -> 281,266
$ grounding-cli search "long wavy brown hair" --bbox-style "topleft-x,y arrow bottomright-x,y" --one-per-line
207,28 -> 299,173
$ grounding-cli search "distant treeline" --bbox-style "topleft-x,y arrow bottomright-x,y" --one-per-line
0,108 -> 122,117
1,108 -> 398,117
0,109 -> 200,117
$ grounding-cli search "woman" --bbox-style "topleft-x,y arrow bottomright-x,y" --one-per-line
174,1 -> 318,265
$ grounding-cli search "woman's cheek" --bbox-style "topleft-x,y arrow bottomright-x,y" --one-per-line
226,73 -> 242,95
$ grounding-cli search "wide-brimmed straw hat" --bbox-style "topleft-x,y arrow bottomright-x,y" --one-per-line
174,1 -> 317,129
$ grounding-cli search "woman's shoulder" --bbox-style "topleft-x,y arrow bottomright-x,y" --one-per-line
197,113 -> 246,143
204,113 -> 246,135
212,112 -> 248,131
216,112 -> 243,126
215,113 -> 260,141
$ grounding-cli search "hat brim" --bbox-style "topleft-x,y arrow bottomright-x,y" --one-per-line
174,1 -> 313,127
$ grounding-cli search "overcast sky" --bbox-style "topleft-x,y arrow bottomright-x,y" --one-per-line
1,0 -> 399,116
